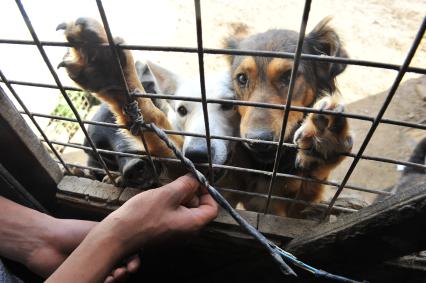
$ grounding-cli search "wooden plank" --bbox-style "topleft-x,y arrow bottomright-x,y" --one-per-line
56,176 -> 317,241
385,253 -> 426,272
258,214 -> 316,239
86,180 -> 122,203
58,175 -> 93,196
214,208 -> 258,228
58,175 -> 122,203
286,180 -> 426,265
0,87 -> 62,210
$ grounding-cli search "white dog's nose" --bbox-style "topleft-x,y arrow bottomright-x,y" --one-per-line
245,130 -> 275,152
185,139 -> 211,164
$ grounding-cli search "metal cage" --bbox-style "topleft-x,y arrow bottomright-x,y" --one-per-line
0,0 -> 425,221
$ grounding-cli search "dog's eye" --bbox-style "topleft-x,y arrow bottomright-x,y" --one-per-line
220,102 -> 235,111
236,73 -> 248,86
280,70 -> 292,85
177,106 -> 187,116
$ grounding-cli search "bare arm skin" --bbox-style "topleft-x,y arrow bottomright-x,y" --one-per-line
46,175 -> 218,283
0,197 -> 140,282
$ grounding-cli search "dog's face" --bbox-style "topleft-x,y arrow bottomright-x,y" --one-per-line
226,18 -> 348,164
137,62 -> 239,180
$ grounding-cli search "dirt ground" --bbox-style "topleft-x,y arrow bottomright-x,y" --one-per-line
55,0 -> 426,203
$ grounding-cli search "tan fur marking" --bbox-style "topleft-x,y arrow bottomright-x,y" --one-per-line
267,58 -> 293,80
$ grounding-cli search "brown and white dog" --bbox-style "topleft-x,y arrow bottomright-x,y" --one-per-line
57,17 -> 352,218
57,18 -> 239,188
222,17 -> 353,216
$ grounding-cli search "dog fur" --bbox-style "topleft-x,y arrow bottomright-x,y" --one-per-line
222,17 -> 353,216
58,17 -> 352,218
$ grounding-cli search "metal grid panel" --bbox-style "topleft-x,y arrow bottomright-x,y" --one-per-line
0,0 -> 424,220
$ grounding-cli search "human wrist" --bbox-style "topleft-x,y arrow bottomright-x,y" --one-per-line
45,226 -> 123,283
97,210 -> 153,256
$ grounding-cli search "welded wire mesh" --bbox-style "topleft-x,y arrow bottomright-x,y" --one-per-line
0,0 -> 425,221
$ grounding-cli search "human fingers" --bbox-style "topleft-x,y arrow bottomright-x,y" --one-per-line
111,267 -> 128,282
161,174 -> 200,205
126,254 -> 141,273
184,195 -> 200,208
104,275 -> 115,283
189,192 -> 219,225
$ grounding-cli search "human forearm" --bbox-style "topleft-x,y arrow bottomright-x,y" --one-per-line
0,197 -> 53,263
0,196 -> 98,278
45,226 -> 124,283
45,175 -> 217,282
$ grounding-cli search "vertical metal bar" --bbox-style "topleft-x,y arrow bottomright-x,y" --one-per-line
194,0 -> 215,183
264,0 -> 312,213
95,0 -> 159,183
0,69 -> 71,175
15,0 -> 117,186
323,16 -> 426,219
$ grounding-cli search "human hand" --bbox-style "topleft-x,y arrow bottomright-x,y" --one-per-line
23,218 -> 141,283
94,174 -> 218,258
0,196 -> 140,283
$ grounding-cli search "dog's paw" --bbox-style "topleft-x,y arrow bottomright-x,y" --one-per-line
102,174 -> 124,187
121,158 -> 158,189
57,17 -> 129,93
294,96 -> 353,171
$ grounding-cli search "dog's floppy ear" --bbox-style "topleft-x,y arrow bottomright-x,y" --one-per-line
223,23 -> 249,65
223,36 -> 239,65
306,17 -> 348,93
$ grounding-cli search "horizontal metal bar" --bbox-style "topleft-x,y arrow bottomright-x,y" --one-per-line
344,152 -> 426,170
0,69 -> 72,174
218,187 -> 357,213
14,0 -> 118,186
324,16 -> 426,219
59,161 -> 120,176
1,39 -> 425,75
56,160 -> 357,214
24,111 -> 426,171
2,79 -> 81,91
44,138 -> 393,196
4,78 -> 426,131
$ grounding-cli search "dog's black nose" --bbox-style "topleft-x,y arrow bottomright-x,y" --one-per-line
245,130 -> 276,152
185,141 -> 211,164
122,158 -> 146,181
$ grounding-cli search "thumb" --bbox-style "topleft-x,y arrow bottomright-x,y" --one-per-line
162,174 -> 200,206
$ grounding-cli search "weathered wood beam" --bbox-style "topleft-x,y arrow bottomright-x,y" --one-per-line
56,175 -> 316,242
286,180 -> 426,265
0,86 -> 62,210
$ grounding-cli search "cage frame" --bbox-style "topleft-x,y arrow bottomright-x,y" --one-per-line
0,0 -> 424,244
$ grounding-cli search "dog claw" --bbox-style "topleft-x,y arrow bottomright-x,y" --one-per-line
57,61 -> 66,69
334,104 -> 344,113
56,22 -> 67,31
